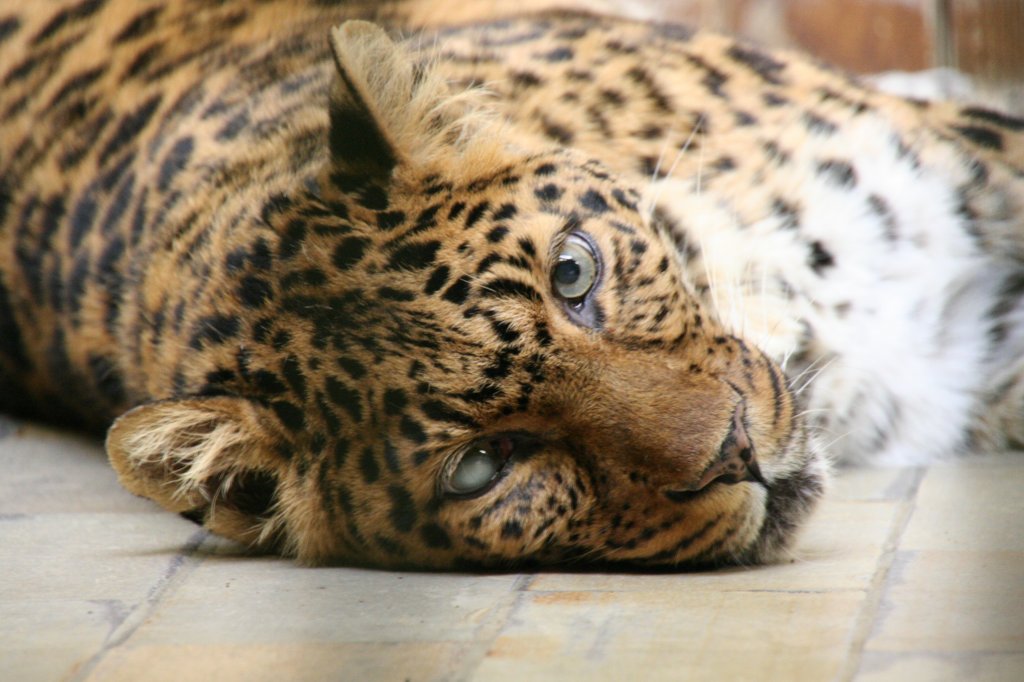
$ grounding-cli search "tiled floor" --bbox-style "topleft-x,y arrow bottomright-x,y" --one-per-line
1,414 -> 1022,681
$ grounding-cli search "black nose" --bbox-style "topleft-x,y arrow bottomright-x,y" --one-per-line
692,401 -> 767,491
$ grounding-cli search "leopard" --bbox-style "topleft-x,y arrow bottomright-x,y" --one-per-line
1,0 -> 1022,571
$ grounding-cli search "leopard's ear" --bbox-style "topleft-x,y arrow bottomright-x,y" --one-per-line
106,397 -> 287,550
327,20 -> 495,181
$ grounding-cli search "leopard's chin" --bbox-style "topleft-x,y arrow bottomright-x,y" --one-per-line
728,429 -> 830,568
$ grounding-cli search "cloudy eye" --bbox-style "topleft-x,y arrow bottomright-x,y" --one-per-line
552,234 -> 599,303
446,436 -> 513,496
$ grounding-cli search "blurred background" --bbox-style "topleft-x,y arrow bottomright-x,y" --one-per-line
428,0 -> 1023,113
633,0 -> 1023,112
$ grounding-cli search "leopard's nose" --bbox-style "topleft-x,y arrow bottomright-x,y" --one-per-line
692,400 -> 766,491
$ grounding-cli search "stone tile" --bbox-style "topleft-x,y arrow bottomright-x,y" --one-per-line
856,651 -> 1024,682
477,589 -> 865,681
125,559 -> 523,646
2,601 -> 122,682
531,497 -> 900,593
0,424 -> 157,514
87,642 -> 468,682
860,456 -> 1024,661
0,513 -> 204,680
829,465 -> 921,502
900,457 -> 1024,552
865,550 -> 1024,654
0,513 -> 201,601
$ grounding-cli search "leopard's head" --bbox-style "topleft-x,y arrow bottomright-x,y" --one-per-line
107,21 -> 826,569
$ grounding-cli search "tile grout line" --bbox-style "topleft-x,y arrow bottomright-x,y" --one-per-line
68,529 -> 211,682
449,573 -> 536,681
835,468 -> 926,682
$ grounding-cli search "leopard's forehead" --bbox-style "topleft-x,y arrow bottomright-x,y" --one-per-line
247,149 -> 690,423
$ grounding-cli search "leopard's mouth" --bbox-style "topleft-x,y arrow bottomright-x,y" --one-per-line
609,398 -> 769,505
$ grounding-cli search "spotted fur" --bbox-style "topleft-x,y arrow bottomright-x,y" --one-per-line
1,0 -> 1021,569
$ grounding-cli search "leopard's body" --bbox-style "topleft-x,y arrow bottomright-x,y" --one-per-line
1,0 -> 1022,569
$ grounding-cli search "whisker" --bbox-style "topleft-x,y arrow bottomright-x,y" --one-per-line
693,129 -> 705,197
696,232 -> 722,324
648,135 -> 675,189
792,407 -> 832,421
664,114 -> 704,180
789,354 -> 835,392
818,429 -> 852,453
645,115 -> 705,209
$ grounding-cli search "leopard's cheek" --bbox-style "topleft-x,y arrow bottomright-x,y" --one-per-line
434,452 -> 590,563
422,447 -> 772,568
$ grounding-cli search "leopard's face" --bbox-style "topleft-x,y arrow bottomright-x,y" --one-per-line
311,151 -> 824,568
106,21 -> 826,570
